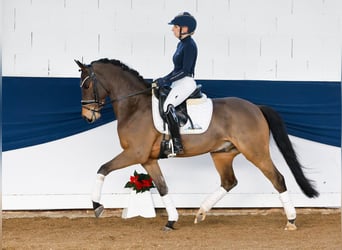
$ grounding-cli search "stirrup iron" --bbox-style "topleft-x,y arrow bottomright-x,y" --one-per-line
167,139 -> 176,158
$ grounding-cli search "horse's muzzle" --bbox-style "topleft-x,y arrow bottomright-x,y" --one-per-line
82,106 -> 101,123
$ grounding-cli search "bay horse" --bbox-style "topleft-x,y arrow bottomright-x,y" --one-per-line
75,58 -> 318,231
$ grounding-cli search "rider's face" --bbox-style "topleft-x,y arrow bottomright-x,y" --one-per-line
172,25 -> 180,38
172,25 -> 189,39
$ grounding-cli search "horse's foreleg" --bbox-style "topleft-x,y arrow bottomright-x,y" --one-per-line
161,195 -> 178,230
91,150 -> 141,218
92,173 -> 105,217
142,159 -> 178,230
195,152 -> 238,224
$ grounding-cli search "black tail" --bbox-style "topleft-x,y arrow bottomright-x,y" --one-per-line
259,105 -> 319,198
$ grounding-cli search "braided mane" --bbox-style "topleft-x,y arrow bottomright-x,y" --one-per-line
91,58 -> 149,86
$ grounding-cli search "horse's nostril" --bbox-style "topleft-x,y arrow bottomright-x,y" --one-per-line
82,115 -> 93,124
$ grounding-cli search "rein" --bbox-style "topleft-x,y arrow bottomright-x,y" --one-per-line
103,87 -> 154,106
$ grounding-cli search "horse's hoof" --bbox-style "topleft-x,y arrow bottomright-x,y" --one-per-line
194,211 -> 206,224
163,221 -> 176,231
163,226 -> 173,232
284,221 -> 297,231
94,205 -> 104,218
92,201 -> 104,218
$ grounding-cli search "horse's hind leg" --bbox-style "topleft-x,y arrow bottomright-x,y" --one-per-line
143,159 -> 178,231
195,152 -> 238,224
248,156 -> 297,230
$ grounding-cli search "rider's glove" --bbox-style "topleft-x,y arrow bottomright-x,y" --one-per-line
155,77 -> 169,87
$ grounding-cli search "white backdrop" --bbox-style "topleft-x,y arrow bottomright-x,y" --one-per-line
2,0 -> 341,80
3,121 -> 340,210
2,0 -> 341,210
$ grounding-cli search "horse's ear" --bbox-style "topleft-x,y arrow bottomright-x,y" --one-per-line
74,59 -> 86,71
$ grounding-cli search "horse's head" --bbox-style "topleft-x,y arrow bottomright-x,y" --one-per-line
75,59 -> 106,123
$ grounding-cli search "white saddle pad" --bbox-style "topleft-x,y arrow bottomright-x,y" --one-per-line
152,94 -> 213,135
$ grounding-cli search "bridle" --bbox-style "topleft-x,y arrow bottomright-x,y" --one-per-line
80,65 -> 155,116
80,67 -> 104,107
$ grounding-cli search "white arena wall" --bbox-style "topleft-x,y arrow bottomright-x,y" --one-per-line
3,123 -> 341,210
2,0 -> 341,210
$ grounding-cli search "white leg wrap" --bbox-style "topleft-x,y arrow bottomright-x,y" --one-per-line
91,174 -> 105,203
201,187 -> 227,212
279,191 -> 296,220
162,194 -> 179,221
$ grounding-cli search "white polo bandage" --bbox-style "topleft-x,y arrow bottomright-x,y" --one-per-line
162,194 -> 179,221
91,174 -> 105,203
201,187 -> 227,212
279,191 -> 296,220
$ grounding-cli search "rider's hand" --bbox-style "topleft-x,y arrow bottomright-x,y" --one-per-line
151,81 -> 158,88
155,77 -> 168,87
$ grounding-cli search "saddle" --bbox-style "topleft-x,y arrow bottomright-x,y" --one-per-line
155,85 -> 203,129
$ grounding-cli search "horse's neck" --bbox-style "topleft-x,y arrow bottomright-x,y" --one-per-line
94,63 -> 150,121
107,75 -> 150,121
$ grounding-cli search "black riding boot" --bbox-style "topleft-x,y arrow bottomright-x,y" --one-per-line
165,105 -> 184,155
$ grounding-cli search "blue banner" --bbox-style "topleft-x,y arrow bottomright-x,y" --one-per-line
3,77 -> 340,151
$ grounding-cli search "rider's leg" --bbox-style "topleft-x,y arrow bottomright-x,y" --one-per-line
163,77 -> 197,112
165,104 -> 184,154
163,77 -> 196,154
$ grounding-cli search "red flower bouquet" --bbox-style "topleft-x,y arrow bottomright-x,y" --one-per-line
124,170 -> 155,193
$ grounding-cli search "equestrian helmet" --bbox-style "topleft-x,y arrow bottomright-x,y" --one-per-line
168,12 -> 197,33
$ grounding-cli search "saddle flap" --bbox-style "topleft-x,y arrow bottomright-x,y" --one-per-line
156,84 -> 203,126
152,93 -> 213,135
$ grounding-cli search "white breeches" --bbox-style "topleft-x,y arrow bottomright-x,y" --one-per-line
163,77 -> 197,112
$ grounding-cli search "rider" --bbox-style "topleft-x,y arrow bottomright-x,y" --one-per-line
156,12 -> 198,155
